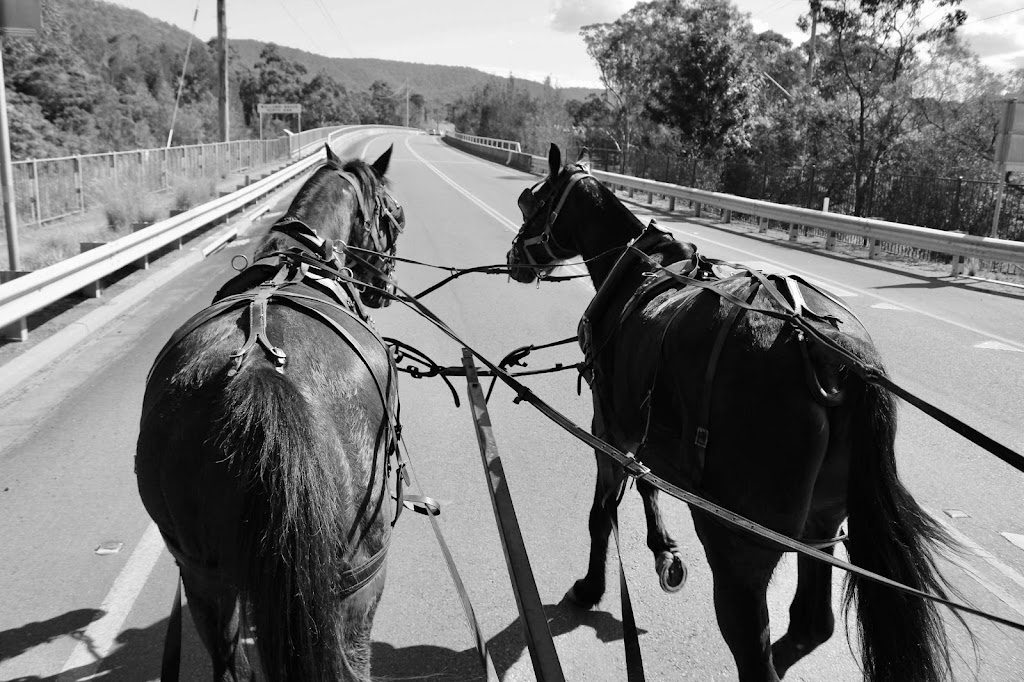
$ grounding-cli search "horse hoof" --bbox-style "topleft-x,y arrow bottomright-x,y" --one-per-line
656,551 -> 687,593
565,580 -> 600,609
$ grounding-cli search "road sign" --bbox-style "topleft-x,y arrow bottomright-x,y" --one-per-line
995,98 -> 1024,173
257,103 -> 302,115
0,0 -> 41,37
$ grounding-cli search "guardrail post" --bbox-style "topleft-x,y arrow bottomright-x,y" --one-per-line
823,198 -> 835,250
788,224 -> 798,241
74,156 -> 84,213
29,160 -> 41,226
0,271 -> 29,341
951,176 -> 963,232
758,216 -> 767,233
723,209 -> 732,224
647,190 -> 653,204
668,196 -> 676,211
132,222 -> 153,269
78,242 -> 106,297
694,202 -> 702,218
628,186 -> 635,198
868,238 -> 880,259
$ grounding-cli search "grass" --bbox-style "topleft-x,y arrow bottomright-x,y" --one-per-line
171,176 -> 217,212
89,177 -> 163,232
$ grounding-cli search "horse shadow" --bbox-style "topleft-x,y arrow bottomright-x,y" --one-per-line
371,597 -> 645,680
0,609 -> 187,682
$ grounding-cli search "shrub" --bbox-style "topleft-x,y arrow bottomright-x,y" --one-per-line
171,176 -> 217,212
89,177 -> 161,232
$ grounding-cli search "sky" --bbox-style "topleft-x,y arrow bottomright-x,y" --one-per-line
109,0 -> 1024,89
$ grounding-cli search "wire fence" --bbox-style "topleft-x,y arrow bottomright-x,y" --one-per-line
2,137 -> 293,230
575,147 -> 1024,244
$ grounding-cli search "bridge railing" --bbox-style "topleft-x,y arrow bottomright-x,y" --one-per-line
0,125 -> 411,340
447,131 -> 522,152
444,133 -> 1024,273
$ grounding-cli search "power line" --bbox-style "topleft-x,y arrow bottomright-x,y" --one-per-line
962,7 -> 1024,26
310,0 -> 356,57
274,0 -> 327,54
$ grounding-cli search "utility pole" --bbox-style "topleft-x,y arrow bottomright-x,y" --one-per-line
404,80 -> 410,128
807,0 -> 820,82
217,0 -> 228,142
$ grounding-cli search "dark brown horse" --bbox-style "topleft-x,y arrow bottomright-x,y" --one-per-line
506,144 -> 962,682
136,144 -> 405,681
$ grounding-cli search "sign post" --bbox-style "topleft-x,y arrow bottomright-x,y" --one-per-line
0,1 -> 42,271
992,98 -> 1024,238
257,102 -> 302,141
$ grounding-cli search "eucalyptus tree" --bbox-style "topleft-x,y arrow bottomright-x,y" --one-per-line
806,0 -> 966,212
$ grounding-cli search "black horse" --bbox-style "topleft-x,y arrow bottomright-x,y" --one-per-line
506,144 -> 961,682
136,143 -> 405,682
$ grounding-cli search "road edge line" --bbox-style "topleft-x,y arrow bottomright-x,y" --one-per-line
56,523 -> 166,680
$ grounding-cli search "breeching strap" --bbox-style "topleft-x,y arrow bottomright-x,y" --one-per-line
370,274 -> 1024,634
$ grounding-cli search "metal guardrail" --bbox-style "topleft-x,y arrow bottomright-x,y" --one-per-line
2,138 -> 296,232
0,125 -> 412,337
449,132 -> 522,153
587,169 -> 1024,268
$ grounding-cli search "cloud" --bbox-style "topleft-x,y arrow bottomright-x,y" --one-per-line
964,31 -> 1024,59
549,0 -> 636,33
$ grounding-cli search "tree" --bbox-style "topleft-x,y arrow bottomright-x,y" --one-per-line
369,80 -> 400,125
581,0 -> 756,160
301,73 -> 357,126
809,0 -> 966,212
238,44 -> 307,127
580,8 -> 660,165
641,0 -> 755,154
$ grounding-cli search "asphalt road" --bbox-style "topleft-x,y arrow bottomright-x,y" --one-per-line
1,131 -> 1023,681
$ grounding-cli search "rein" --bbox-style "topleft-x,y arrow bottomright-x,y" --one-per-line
338,255 -> 1024,636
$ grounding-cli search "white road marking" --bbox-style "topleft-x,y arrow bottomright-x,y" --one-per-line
871,302 -> 906,310
1001,532 -> 1024,552
944,509 -> 970,519
661,223 -> 1024,352
975,341 -> 1024,353
403,137 -> 590,281
404,136 -> 521,232
927,511 -> 1024,611
57,523 -> 165,680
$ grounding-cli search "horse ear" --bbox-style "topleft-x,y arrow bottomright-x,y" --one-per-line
577,146 -> 592,173
324,143 -> 340,165
548,144 -> 561,177
371,144 -> 393,178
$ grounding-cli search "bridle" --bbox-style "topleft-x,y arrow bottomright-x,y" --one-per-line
512,164 -> 591,274
271,166 -> 405,299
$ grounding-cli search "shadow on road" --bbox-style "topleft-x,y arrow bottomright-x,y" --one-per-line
371,597 -> 646,680
0,609 -> 103,664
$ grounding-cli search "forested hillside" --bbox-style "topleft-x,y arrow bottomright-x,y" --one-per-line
0,0 -> 599,160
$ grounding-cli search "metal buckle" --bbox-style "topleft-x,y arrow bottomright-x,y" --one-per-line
695,427 -> 709,448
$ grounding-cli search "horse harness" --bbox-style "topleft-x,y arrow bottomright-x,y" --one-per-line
514,164 -> 591,270
579,222 -> 851,550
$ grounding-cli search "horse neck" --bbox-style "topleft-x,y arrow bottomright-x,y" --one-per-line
255,173 -> 359,259
571,185 -> 646,290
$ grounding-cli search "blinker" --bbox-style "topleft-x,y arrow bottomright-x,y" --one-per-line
518,187 -> 539,218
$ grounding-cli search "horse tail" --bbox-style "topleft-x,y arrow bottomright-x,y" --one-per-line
844,379 -> 963,682
218,365 -> 353,682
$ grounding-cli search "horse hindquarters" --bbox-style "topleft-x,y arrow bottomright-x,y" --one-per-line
216,364 -> 381,682
844,381 -> 958,682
